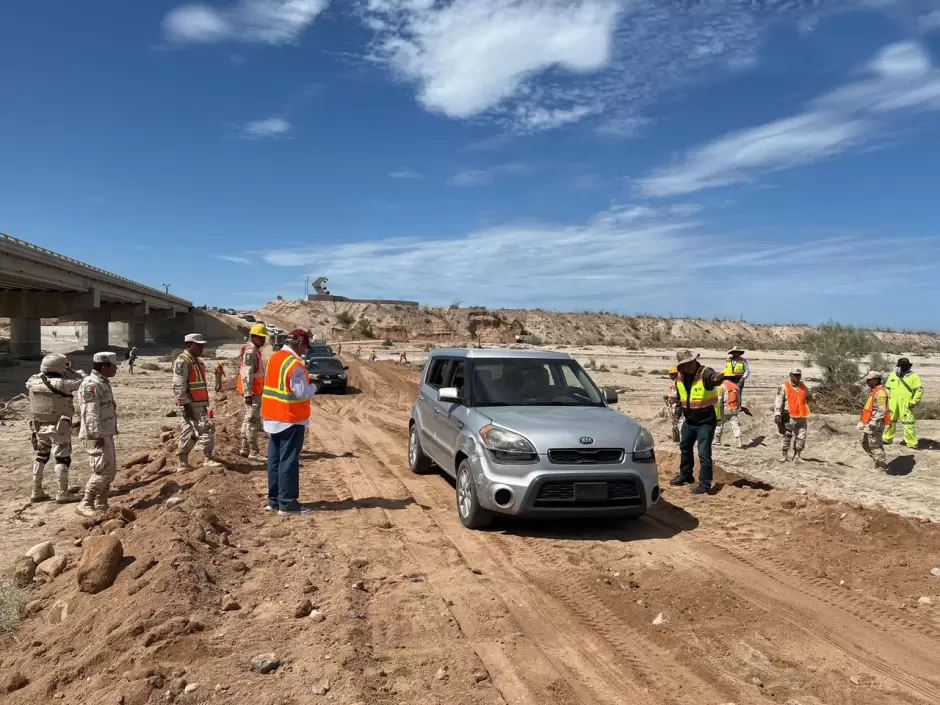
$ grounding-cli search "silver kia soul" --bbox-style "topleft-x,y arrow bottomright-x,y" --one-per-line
408,348 -> 661,529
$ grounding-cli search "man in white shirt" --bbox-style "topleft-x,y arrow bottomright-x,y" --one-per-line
260,328 -> 319,516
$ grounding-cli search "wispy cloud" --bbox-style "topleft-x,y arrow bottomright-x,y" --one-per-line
389,168 -> 423,179
240,116 -> 292,139
164,0 -> 328,44
213,254 -> 252,264
258,202 -> 940,317
448,163 -> 526,187
638,41 -> 940,198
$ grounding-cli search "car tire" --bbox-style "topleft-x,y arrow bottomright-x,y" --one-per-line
456,460 -> 492,530
408,424 -> 433,475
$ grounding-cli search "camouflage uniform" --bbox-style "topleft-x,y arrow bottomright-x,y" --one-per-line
775,384 -> 809,460
76,369 -> 119,515
715,381 -> 743,447
664,380 -> 681,443
25,369 -> 83,502
861,385 -> 890,470
214,362 -> 226,392
173,350 -> 215,469
239,343 -> 264,457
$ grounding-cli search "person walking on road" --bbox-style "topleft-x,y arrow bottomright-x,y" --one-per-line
75,353 -> 119,518
25,354 -> 85,503
664,366 -> 681,443
883,357 -> 923,449
671,349 -> 724,495
173,333 -> 219,471
716,373 -> 745,448
723,346 -> 750,409
261,328 -> 319,516
775,369 -> 812,463
859,370 -> 891,472
238,323 -> 268,459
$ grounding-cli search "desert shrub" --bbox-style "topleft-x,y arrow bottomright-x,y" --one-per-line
0,578 -> 25,633
803,322 -> 884,412
598,363 -> 609,372
449,299 -> 463,309
585,358 -> 597,370
648,369 -> 668,376
916,400 -> 940,420
356,319 -> 375,338
383,336 -> 393,347
336,311 -> 355,327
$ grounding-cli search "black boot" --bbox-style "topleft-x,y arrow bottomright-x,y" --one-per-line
669,474 -> 694,487
690,483 -> 712,495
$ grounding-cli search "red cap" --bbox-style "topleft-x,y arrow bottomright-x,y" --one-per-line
288,328 -> 311,346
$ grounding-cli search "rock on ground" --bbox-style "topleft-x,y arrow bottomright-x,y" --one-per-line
2,672 -> 28,693
248,653 -> 280,674
76,536 -> 123,594
36,555 -> 67,579
25,541 -> 54,564
12,556 -> 36,587
122,451 -> 151,469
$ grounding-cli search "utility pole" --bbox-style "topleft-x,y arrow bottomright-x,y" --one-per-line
304,276 -> 309,300
162,283 -> 170,295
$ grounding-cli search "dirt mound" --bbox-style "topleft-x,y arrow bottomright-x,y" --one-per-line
256,300 -> 940,352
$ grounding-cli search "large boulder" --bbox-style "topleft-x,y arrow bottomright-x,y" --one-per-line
36,555 -> 67,579
76,536 -> 123,594
25,541 -> 54,564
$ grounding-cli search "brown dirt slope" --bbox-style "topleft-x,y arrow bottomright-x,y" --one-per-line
3,359 -> 940,705
257,300 -> 940,352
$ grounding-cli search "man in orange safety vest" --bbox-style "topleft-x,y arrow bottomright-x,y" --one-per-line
775,368 -> 813,462
859,370 -> 891,471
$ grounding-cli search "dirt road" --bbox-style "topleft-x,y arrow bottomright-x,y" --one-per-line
3,357 -> 940,704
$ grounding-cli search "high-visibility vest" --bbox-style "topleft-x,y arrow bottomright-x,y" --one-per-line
261,349 -> 310,424
721,380 -> 739,410
675,368 -> 721,421
237,344 -> 264,396
784,380 -> 810,418
723,358 -> 746,377
860,385 -> 892,425
182,352 -> 208,403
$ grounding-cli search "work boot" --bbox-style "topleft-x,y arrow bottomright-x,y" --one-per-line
874,461 -> 887,472
690,484 -> 712,495
794,452 -> 803,463
738,438 -> 745,449
31,489 -> 51,503
669,474 -> 694,487
177,455 -> 194,472
55,490 -> 80,504
203,458 -> 225,469
238,444 -> 250,458
778,453 -> 789,463
248,448 -> 264,461
75,501 -> 97,518
31,462 -> 49,502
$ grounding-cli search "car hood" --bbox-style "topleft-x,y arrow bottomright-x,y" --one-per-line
478,406 -> 641,452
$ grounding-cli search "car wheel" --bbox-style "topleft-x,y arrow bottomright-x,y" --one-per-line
456,460 -> 492,530
408,424 -> 433,474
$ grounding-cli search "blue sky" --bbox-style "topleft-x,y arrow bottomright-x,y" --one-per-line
2,1 -> 940,330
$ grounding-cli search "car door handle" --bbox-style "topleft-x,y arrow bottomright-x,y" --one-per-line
456,420 -> 464,429
433,406 -> 441,414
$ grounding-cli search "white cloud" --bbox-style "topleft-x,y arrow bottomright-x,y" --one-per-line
259,202 -> 940,314
240,116 -> 292,138
389,168 -> 423,179
213,254 -> 252,264
164,0 -> 328,44
448,162 -> 526,186
639,41 -> 940,198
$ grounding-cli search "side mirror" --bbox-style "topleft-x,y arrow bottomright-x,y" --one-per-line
604,388 -> 619,404
343,365 -> 349,370
438,387 -> 462,404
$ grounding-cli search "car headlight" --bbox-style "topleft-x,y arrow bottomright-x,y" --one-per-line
480,425 -> 537,462
338,373 -> 347,380
633,427 -> 655,461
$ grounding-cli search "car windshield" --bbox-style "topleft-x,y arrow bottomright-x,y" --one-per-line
307,345 -> 332,357
307,358 -> 343,372
470,359 -> 604,407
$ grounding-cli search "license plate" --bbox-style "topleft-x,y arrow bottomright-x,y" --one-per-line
574,482 -> 608,501
321,379 -> 332,385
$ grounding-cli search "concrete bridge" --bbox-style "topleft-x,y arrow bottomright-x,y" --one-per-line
0,233 -> 193,357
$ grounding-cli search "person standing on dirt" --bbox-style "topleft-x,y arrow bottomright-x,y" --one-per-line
75,352 -> 119,518
723,346 -> 750,409
663,366 -> 681,443
775,369 -> 812,463
173,334 -> 220,471
213,361 -> 226,392
127,346 -> 138,374
25,353 -> 84,503
883,357 -> 923,449
716,373 -> 745,448
261,328 -> 319,516
859,370 -> 891,472
238,323 -> 268,459
369,348 -> 376,362
671,349 -> 724,495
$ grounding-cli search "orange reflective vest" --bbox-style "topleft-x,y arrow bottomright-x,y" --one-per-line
184,352 -> 208,403
236,344 -> 264,396
721,380 -> 739,410
861,385 -> 892,425
784,380 -> 811,418
261,349 -> 310,424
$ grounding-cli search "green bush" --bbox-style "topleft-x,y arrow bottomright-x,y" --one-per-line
356,319 -> 375,339
803,322 -> 884,412
336,311 -> 355,327
0,578 -> 25,633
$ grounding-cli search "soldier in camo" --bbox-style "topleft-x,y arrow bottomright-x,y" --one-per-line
25,353 -> 85,503
173,333 -> 219,470
238,324 -> 268,458
663,367 -> 681,443
75,352 -> 120,517
859,370 -> 890,471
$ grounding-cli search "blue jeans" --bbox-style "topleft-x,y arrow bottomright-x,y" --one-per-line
679,422 -> 716,487
267,424 -> 305,510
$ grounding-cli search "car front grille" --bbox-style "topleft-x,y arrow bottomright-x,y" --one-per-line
534,479 -> 642,508
548,448 -> 624,465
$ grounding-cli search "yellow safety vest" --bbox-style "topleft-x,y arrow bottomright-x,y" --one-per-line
723,359 -> 745,377
675,368 -> 721,421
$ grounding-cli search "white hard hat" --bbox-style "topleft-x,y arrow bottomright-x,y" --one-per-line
40,353 -> 68,374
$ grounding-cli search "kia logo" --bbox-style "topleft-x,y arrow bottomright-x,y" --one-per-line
579,436 -> 594,445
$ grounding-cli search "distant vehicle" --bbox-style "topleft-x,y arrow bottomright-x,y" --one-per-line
306,344 -> 334,359
267,325 -> 283,335
271,332 -> 288,351
408,348 -> 659,529
306,356 -> 349,394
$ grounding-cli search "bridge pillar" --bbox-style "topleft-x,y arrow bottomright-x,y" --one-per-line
87,319 -> 110,351
127,321 -> 147,348
10,317 -> 41,358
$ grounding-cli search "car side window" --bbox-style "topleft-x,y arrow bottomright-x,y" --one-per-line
426,358 -> 448,388
446,360 -> 466,394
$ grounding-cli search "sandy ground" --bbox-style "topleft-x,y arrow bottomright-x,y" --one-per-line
2,348 -> 940,705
